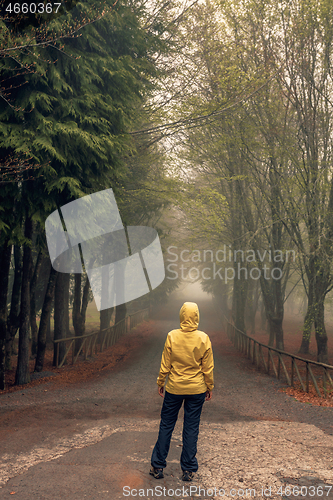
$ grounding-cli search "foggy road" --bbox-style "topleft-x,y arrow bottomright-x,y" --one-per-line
1,295 -> 333,499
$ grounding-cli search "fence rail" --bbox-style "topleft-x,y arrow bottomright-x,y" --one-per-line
226,318 -> 333,398
54,307 -> 149,368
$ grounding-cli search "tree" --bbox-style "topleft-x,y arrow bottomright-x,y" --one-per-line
1,0 -> 200,386
34,265 -> 57,372
72,273 -> 91,355
15,209 -> 32,385
165,0 -> 293,348
0,0 -> 178,386
5,245 -> 22,370
241,0 -> 333,361
159,0 -> 333,361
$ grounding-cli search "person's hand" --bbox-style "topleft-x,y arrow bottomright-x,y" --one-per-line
205,390 -> 212,401
158,386 -> 164,398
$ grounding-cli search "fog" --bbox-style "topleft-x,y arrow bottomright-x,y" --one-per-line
171,281 -> 211,304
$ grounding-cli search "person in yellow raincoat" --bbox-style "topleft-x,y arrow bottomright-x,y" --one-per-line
150,302 -> 214,482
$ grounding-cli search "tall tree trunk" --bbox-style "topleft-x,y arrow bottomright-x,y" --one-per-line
53,272 -> 67,366
100,308 -> 112,331
232,257 -> 248,333
73,274 -> 83,353
313,274 -> 329,363
81,274 -> 90,327
6,245 -> 22,370
15,216 -> 33,386
64,273 -> 70,337
114,259 -> 127,324
266,310 -> 284,350
0,240 -> 12,390
314,296 -> 328,363
46,305 -> 52,344
35,267 -> 57,372
267,166 -> 285,351
260,299 -> 267,330
245,280 -> 260,336
265,296 -> 276,347
301,256 -> 329,362
99,265 -> 113,341
273,272 -> 285,351
100,308 -> 113,343
115,303 -> 127,324
261,275 -> 285,351
299,285 -> 314,354
73,273 -> 90,353
30,250 -> 43,358
269,317 -> 284,349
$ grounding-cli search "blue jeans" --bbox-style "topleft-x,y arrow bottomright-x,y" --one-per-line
151,391 -> 206,472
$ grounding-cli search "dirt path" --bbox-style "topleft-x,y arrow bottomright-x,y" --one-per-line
0,298 -> 333,499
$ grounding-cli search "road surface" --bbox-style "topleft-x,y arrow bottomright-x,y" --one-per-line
0,297 -> 333,499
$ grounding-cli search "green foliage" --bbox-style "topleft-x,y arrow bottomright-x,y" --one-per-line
0,0 -> 172,237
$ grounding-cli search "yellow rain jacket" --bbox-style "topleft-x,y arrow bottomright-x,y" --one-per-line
157,302 -> 214,395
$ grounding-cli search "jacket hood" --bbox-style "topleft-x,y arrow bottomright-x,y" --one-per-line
179,302 -> 199,332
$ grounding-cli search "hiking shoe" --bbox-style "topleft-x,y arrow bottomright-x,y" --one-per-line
149,467 -> 164,479
182,470 -> 194,481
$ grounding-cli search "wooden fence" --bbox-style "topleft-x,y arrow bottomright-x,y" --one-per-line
226,319 -> 333,398
54,307 -> 149,368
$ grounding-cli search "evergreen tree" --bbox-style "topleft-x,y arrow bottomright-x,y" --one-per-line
0,0 -> 173,385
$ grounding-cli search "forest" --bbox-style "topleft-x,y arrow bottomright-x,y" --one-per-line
0,0 -> 333,390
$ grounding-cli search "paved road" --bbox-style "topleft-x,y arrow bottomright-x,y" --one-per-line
0,297 -> 333,500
